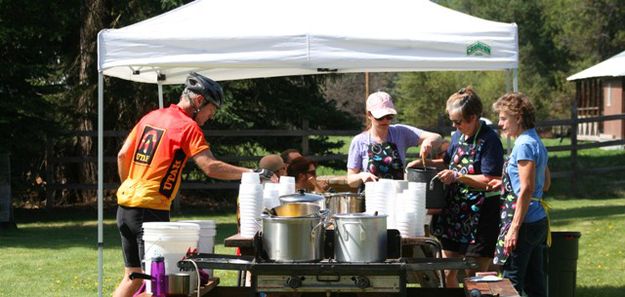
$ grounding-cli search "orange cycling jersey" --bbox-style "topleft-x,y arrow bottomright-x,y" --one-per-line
117,104 -> 209,210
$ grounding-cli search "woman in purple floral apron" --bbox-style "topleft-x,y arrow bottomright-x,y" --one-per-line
408,87 -> 503,287
489,92 -> 551,297
346,91 -> 442,189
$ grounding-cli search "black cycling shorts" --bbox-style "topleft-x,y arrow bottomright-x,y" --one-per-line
116,206 -> 170,268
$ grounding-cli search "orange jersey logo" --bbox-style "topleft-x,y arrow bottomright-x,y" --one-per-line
134,126 -> 164,165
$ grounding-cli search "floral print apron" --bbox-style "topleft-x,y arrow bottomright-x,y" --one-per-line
432,126 -> 488,244
493,158 -> 517,265
366,133 -> 404,180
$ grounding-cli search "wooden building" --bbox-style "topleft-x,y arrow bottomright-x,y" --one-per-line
568,51 -> 625,141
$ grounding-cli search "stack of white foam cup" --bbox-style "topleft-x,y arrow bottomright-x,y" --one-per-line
262,183 -> 281,210
278,176 -> 296,197
394,182 -> 427,237
395,180 -> 409,193
238,172 -> 263,237
364,180 -> 394,216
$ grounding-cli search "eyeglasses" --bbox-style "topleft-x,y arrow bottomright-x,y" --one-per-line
450,118 -> 463,125
374,115 -> 395,121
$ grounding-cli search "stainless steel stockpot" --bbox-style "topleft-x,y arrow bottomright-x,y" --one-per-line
333,213 -> 387,263
324,192 -> 365,216
261,215 -> 325,262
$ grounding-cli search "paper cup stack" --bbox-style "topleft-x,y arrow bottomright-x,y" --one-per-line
394,182 -> 427,237
364,179 -> 395,215
262,183 -> 281,209
238,172 -> 263,237
278,176 -> 296,197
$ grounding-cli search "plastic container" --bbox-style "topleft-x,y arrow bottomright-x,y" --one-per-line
241,172 -> 261,184
547,231 -> 581,297
150,256 -> 167,297
178,220 -> 218,286
143,222 -> 199,295
177,220 -> 217,254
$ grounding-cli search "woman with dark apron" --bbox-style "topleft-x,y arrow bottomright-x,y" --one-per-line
489,92 -> 550,297
346,91 -> 442,189
408,87 -> 504,288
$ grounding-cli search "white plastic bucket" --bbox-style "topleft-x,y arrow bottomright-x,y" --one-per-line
143,222 -> 199,294
177,220 -> 217,254
177,220 -> 217,281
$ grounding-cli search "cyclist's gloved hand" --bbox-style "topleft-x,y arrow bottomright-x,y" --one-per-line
253,168 -> 274,181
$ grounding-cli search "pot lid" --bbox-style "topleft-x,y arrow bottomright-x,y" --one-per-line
333,212 -> 388,219
324,192 -> 364,198
279,189 -> 324,203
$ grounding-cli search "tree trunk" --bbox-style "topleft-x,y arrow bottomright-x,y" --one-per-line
74,0 -> 106,203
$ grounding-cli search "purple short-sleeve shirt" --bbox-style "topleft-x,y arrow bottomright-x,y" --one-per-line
347,124 -> 423,172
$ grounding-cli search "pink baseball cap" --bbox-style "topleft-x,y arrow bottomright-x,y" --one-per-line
366,91 -> 397,119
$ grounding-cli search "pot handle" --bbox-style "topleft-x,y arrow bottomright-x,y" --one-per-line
341,221 -> 366,242
310,220 -> 325,240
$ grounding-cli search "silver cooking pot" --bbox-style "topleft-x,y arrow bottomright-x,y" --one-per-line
324,192 -> 365,216
333,213 -> 387,263
262,214 -> 325,262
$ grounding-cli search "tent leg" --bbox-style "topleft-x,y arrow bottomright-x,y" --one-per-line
513,68 -> 518,92
97,72 -> 104,297
158,82 -> 164,108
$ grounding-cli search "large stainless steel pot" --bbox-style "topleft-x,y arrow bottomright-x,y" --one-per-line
405,167 -> 447,209
333,213 -> 387,262
324,192 -> 365,216
262,214 -> 325,262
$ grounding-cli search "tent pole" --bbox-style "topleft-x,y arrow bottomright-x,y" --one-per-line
97,72 -> 104,297
513,68 -> 518,92
158,82 -> 164,108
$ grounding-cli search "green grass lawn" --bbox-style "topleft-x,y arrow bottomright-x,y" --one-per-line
1,196 -> 625,297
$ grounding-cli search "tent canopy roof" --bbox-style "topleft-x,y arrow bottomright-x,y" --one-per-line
97,0 -> 518,84
568,50 -> 625,81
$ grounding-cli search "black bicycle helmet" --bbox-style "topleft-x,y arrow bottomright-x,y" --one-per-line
185,72 -> 224,108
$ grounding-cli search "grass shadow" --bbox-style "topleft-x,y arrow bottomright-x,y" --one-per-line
550,204 -> 625,223
3,207 -> 239,250
0,221 -> 121,249
576,286 -> 625,297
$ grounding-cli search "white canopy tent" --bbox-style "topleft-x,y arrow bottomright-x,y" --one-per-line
567,50 -> 625,81
96,0 -> 518,295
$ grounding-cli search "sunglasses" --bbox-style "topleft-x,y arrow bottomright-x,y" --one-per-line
450,118 -> 463,125
374,115 -> 395,121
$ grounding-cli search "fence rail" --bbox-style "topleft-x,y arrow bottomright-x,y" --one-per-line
46,112 -> 625,197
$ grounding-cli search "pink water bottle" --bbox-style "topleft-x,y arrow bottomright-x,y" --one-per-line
150,256 -> 167,297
